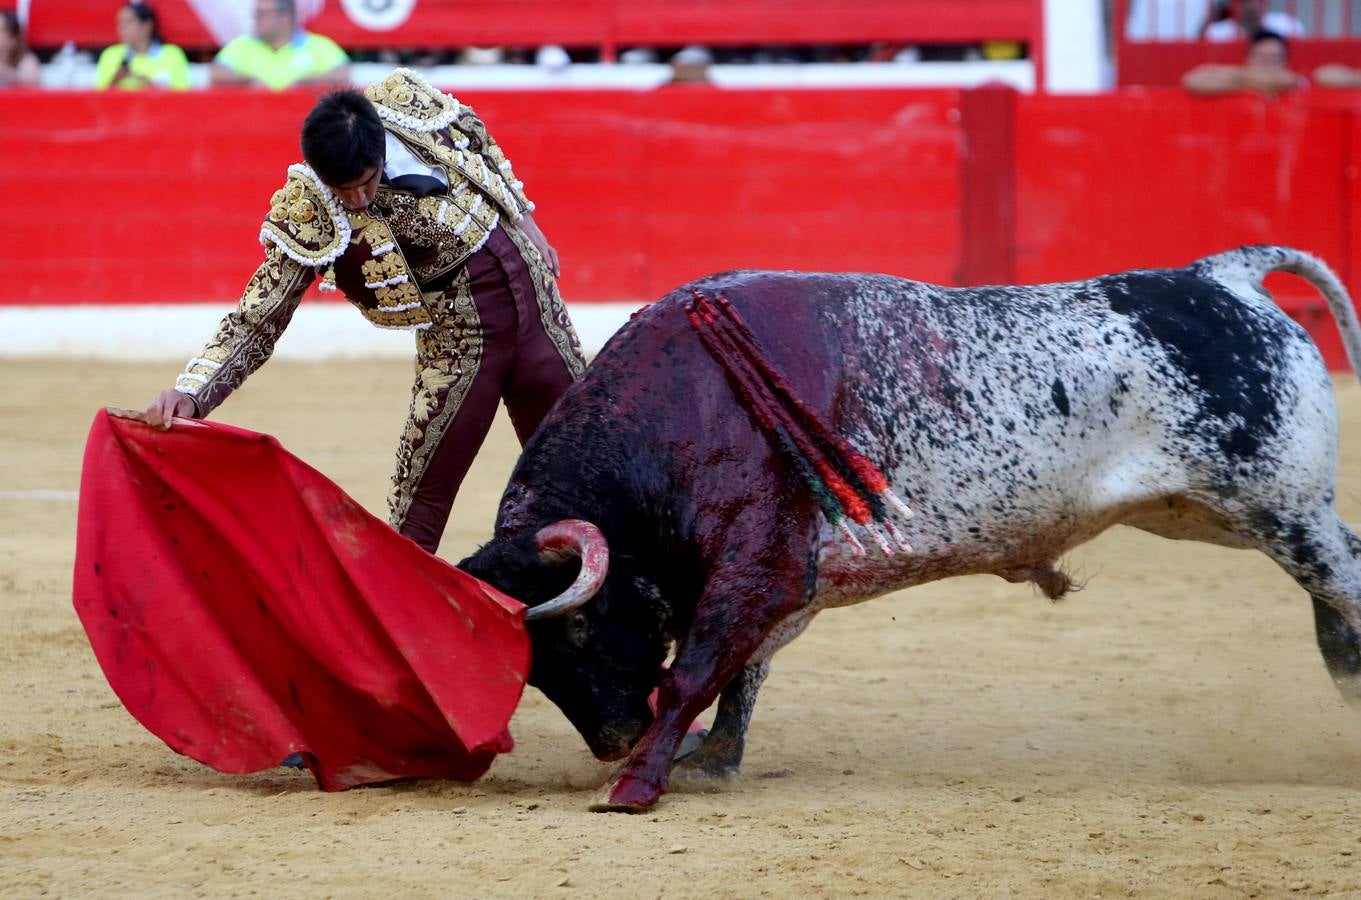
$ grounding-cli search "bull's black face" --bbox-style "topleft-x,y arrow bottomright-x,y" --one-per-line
460,537 -> 671,761
525,598 -> 665,760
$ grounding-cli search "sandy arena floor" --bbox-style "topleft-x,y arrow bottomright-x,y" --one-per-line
6,358 -> 1361,898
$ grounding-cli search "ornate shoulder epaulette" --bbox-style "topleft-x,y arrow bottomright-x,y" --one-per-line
259,164 -> 351,269
365,67 -> 460,133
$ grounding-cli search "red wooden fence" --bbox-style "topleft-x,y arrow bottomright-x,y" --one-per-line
2,85 -> 1358,366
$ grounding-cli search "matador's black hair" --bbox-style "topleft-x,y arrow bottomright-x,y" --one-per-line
300,90 -> 386,187
124,2 -> 164,45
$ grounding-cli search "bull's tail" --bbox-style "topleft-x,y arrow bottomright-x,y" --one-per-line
1204,245 -> 1361,377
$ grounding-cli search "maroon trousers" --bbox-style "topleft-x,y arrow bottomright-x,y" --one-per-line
391,225 -> 583,552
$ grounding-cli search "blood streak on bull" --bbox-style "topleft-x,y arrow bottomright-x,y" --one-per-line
460,244 -> 1361,811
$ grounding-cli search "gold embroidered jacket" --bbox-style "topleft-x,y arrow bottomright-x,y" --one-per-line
174,68 -> 537,414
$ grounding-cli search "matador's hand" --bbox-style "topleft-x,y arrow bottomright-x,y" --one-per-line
144,388 -> 197,430
519,212 -> 561,278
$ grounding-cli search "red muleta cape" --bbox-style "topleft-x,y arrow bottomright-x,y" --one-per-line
73,409 -> 530,791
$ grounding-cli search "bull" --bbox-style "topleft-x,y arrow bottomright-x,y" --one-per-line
459,245 -> 1361,811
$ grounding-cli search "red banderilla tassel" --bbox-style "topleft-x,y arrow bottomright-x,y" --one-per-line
708,292 -> 915,535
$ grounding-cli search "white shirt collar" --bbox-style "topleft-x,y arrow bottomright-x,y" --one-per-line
383,133 -> 448,186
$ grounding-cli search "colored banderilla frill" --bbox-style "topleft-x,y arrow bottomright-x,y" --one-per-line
685,290 -> 914,557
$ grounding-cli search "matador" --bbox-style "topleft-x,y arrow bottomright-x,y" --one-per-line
145,68 -> 586,552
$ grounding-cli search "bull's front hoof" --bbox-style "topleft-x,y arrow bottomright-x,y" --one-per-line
588,776 -> 662,813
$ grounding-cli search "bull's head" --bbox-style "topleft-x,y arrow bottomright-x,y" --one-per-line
461,520 -> 672,761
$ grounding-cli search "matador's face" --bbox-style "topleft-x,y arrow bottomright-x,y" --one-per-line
328,166 -> 382,214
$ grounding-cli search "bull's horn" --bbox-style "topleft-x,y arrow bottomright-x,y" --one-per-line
524,519 -> 609,621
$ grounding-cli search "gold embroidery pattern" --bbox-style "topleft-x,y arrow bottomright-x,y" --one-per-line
366,69 -> 458,130
341,210 -> 432,329
176,246 -> 313,415
361,253 -> 405,285
387,273 -> 484,527
368,282 -> 427,329
384,119 -> 527,223
455,105 -> 533,213
376,282 -> 420,305
350,215 -> 391,249
371,187 -> 499,286
261,172 -> 345,265
502,223 -> 587,378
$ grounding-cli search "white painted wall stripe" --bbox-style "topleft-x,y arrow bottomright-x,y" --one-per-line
0,302 -> 640,361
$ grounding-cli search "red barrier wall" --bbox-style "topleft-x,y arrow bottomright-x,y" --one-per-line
0,87 -> 964,305
1014,93 -> 1349,281
2,86 -> 1358,367
1012,90 -> 1355,364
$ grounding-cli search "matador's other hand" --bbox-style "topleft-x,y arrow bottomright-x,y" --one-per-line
537,237 -> 561,279
519,212 -> 561,278
144,388 -> 197,430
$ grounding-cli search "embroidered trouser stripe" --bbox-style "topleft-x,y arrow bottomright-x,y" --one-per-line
387,225 -> 584,552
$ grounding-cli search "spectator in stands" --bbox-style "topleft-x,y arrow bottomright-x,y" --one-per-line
1202,0 -> 1304,41
1182,29 -> 1304,96
211,0 -> 349,90
457,46 -> 505,65
670,45 -> 713,83
981,40 -> 1024,61
619,47 -> 659,65
0,11 -> 40,87
535,44 -> 570,72
94,3 -> 190,91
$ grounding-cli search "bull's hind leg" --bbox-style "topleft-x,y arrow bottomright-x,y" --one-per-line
673,603 -> 818,780
672,660 -> 771,782
1312,594 -> 1361,707
1250,509 -> 1361,708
